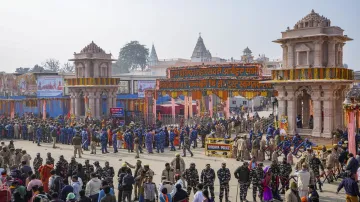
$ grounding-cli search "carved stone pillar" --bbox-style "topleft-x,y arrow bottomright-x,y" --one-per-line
303,95 -> 310,128
70,92 -> 76,115
74,94 -> 81,117
306,51 -> 310,66
287,43 -> 294,68
112,91 -> 117,108
281,44 -> 287,68
275,86 -> 286,117
322,86 -> 334,137
287,96 -> 297,135
286,87 -> 296,135
107,92 -> 113,115
297,97 -> 302,120
328,40 -> 336,67
84,61 -> 90,77
95,92 -> 101,118
314,40 -> 323,67
189,94 -> 193,118
296,52 -> 300,66
311,86 -> 322,137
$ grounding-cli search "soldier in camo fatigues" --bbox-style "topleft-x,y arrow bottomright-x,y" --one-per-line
200,164 -> 215,200
56,155 -> 69,184
94,161 -> 103,178
68,157 -> 78,177
183,163 -> 199,195
234,162 -> 250,202
249,163 -> 264,201
309,153 -> 324,192
279,157 -> 292,194
269,160 -> 281,201
182,134 -> 193,157
33,153 -> 43,178
46,152 -> 54,165
217,163 -> 231,202
102,161 -> 115,187
83,160 -> 94,188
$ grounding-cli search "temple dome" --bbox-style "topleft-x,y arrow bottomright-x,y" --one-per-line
80,41 -> 106,54
243,47 -> 252,55
294,9 -> 331,30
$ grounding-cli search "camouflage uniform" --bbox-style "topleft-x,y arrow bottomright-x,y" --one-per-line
249,166 -> 264,201
182,134 -> 193,157
200,167 -> 215,199
83,160 -> 94,188
46,156 -> 55,165
217,167 -> 231,202
102,163 -> 115,187
94,162 -> 103,178
183,164 -> 199,195
56,157 -> 69,180
309,156 -> 324,191
33,156 -> 43,178
279,161 -> 292,192
68,158 -> 78,176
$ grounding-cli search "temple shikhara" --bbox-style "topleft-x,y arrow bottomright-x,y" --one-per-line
265,9 -> 353,137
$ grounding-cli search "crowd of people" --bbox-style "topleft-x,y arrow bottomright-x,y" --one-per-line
0,113 -> 358,202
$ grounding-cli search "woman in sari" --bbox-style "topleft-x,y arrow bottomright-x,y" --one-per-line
262,166 -> 273,202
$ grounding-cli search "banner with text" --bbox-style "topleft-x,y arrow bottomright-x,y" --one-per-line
110,107 -> 124,117
169,64 -> 260,79
158,79 -> 272,91
138,80 -> 156,98
37,76 -> 64,97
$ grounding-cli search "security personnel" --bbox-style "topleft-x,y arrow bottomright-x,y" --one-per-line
200,164 -> 215,200
102,161 -> 115,188
101,128 -> 109,154
217,163 -> 231,202
169,129 -> 176,151
234,162 -> 250,202
279,157 -> 292,194
309,153 -> 325,192
249,163 -> 264,202
182,134 -> 193,157
183,163 -> 199,196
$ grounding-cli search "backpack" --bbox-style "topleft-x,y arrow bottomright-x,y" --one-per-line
51,176 -> 64,194
34,193 -> 50,202
0,185 -> 11,202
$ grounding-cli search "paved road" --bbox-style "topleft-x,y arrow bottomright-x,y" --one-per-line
10,139 -> 348,202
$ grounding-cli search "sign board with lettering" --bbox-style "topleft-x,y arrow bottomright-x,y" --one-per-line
206,143 -> 232,152
110,107 -> 124,117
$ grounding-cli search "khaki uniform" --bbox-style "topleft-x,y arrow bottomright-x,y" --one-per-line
236,138 -> 246,161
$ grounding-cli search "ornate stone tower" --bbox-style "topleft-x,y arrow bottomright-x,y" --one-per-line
148,44 -> 159,67
241,47 -> 254,63
191,34 -> 212,62
266,10 -> 353,137
66,41 -> 119,118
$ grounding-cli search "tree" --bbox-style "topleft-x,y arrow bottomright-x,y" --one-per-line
15,67 -> 30,74
60,62 -> 75,73
30,64 -> 45,73
118,41 -> 149,71
43,58 -> 60,72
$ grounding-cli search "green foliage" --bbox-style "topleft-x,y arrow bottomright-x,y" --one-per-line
118,41 -> 149,71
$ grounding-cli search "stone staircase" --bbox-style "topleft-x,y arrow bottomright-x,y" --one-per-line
298,128 -> 313,136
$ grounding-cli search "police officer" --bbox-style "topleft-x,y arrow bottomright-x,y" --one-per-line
249,163 -> 264,202
182,133 -> 193,157
93,161 -> 103,178
234,162 -> 250,202
279,157 -> 293,194
217,163 -> 231,202
309,153 -> 325,192
183,163 -> 199,196
200,164 -> 215,200
33,153 -> 43,178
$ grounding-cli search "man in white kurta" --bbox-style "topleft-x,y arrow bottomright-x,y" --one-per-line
294,164 -> 310,198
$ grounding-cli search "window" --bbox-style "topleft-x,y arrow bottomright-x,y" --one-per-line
243,101 -> 247,105
133,80 -> 138,94
118,81 -> 130,94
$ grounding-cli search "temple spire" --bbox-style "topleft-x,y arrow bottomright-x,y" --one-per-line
148,43 -> 159,66
191,33 -> 212,62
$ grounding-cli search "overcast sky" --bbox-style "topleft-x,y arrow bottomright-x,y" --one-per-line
0,0 -> 359,72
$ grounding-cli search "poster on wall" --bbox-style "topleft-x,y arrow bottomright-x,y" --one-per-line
37,76 -> 64,97
16,73 -> 37,95
110,107 -> 124,117
138,80 -> 156,98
